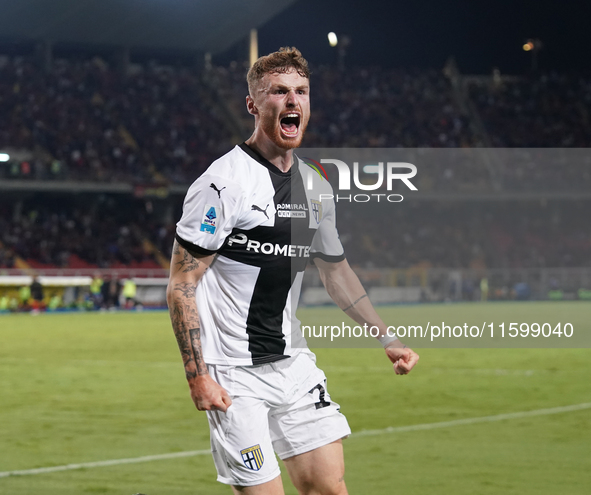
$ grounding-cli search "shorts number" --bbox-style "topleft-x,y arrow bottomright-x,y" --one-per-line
308,382 -> 331,410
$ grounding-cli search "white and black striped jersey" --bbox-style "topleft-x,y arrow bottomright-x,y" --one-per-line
176,143 -> 344,366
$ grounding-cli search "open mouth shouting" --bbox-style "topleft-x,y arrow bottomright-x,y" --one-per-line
280,112 -> 301,138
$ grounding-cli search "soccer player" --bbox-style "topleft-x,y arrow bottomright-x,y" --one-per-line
167,47 -> 419,495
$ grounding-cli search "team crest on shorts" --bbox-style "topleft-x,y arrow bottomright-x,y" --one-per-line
311,200 -> 322,224
200,204 -> 218,234
240,444 -> 264,471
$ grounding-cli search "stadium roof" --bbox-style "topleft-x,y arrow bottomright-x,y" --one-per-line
0,0 -> 296,54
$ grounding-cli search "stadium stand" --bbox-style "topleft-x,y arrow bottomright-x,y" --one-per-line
2,56 -> 589,189
469,72 -> 591,148
1,194 -> 588,273
341,200 -> 591,270
0,193 -> 177,270
0,52 -> 589,304
211,64 -> 478,148
211,64 -> 591,192
0,56 -> 232,184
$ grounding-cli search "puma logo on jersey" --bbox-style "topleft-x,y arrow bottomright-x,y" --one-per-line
210,183 -> 226,198
251,204 -> 269,219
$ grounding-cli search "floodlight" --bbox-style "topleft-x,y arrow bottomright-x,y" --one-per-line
328,32 -> 338,47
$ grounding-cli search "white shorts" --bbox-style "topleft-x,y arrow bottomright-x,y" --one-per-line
205,351 -> 351,487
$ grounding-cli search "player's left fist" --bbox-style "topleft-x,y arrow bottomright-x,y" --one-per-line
384,345 -> 419,375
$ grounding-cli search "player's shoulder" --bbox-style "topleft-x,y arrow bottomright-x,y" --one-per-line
195,144 -> 272,189
204,145 -> 249,180
185,146 -> 246,193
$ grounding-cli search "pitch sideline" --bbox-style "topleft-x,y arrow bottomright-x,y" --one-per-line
1,402 -> 590,479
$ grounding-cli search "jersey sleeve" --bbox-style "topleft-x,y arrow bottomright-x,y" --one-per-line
309,193 -> 346,263
176,173 -> 245,254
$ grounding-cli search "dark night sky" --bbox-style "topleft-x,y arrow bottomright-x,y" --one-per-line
218,0 -> 591,74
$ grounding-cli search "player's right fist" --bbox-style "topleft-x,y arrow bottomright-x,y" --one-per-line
189,374 -> 233,412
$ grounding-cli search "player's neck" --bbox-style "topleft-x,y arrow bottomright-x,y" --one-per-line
245,134 -> 294,173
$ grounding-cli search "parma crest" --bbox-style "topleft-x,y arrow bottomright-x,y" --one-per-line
310,200 -> 322,224
240,444 -> 264,471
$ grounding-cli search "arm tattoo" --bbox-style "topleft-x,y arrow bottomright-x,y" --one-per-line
175,247 -> 201,273
169,304 -> 198,379
189,327 -> 208,376
173,282 -> 197,299
169,284 -> 207,379
169,240 -> 209,379
342,294 -> 368,312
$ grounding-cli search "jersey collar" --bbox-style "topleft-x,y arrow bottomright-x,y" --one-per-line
239,143 -> 299,177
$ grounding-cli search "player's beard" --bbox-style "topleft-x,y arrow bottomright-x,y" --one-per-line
260,112 -> 309,150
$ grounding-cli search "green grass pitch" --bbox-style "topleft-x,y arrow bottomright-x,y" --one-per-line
1,302 -> 590,494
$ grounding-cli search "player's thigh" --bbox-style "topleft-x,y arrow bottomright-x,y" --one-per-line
270,354 -> 351,460
231,474 -> 285,495
283,440 -> 348,495
207,395 -> 280,487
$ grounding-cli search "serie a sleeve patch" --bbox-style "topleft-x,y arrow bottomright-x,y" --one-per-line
200,204 -> 220,234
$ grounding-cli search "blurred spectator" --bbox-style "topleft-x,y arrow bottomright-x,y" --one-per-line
480,277 -> 489,302
90,273 -> 104,309
48,293 -> 63,311
104,277 -> 122,309
30,276 -> 44,311
122,278 -> 137,309
18,284 -> 31,310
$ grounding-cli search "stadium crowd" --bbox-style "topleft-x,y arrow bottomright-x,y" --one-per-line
304,67 -> 476,148
0,56 -> 231,184
341,200 -> 591,270
1,195 -> 588,271
2,55 -> 590,189
0,195 -> 173,269
0,54 -> 589,274
199,64 -> 591,191
469,72 -> 591,148
213,64 -> 477,147
469,73 -> 591,191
